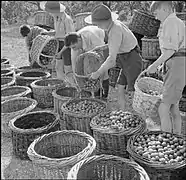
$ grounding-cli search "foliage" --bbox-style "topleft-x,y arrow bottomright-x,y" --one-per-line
1,1 -> 186,25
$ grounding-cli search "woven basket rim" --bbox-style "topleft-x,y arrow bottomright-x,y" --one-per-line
61,98 -> 107,118
67,154 -> 150,180
1,58 -> 10,64
1,97 -> 38,115
127,130 -> 186,170
9,110 -> 59,134
90,111 -> 146,135
30,78 -> 66,89
1,69 -> 15,76
1,85 -> 32,99
1,76 -> 15,88
52,86 -> 78,100
75,12 -> 91,17
141,36 -> 159,41
27,130 -> 96,167
16,70 -> 51,80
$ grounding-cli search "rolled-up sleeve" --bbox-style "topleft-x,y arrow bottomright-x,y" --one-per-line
160,22 -> 179,51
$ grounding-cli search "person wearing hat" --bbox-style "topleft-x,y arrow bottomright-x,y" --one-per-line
63,25 -> 110,100
40,1 -> 75,81
85,4 -> 142,110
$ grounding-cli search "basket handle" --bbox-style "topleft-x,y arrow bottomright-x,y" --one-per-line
135,69 -> 148,84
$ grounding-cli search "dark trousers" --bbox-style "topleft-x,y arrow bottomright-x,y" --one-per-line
94,79 -> 109,99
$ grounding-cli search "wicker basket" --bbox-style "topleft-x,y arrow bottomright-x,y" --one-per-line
15,65 -> 44,74
129,10 -> 160,37
74,12 -> 91,31
27,130 -> 96,179
176,12 -> 186,21
1,86 -> 32,102
33,11 -> 54,29
179,97 -> 186,136
1,69 -> 15,77
15,70 -> 51,87
1,97 -> 38,137
52,87 -> 91,123
90,111 -> 146,157
67,154 -> 150,180
142,36 -> 161,60
61,98 -> 107,135
74,51 -> 104,92
9,110 -> 60,160
31,78 -> 67,108
132,71 -> 163,119
1,76 -> 15,89
1,57 -> 10,64
108,66 -> 122,88
30,35 -> 59,68
127,131 -> 186,180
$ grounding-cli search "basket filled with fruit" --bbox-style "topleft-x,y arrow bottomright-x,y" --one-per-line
1,69 -> 15,77
141,36 -> 161,60
67,154 -> 150,180
61,98 -> 107,135
1,97 -> 37,137
15,69 -> 51,87
74,51 -> 104,92
127,130 -> 186,180
1,57 -> 10,64
9,110 -> 60,160
1,86 -> 32,102
128,10 -> 160,37
1,76 -> 15,89
27,130 -> 96,179
30,78 -> 67,108
52,87 -> 91,122
30,35 -> 59,68
179,96 -> 186,136
90,110 -> 146,157
133,70 -> 163,119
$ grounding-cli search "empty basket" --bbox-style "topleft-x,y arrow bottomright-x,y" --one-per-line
27,130 -> 96,179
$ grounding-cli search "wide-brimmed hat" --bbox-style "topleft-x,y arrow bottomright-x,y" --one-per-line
40,1 -> 66,13
84,4 -> 119,24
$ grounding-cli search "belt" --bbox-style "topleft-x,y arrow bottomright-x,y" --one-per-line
117,45 -> 141,56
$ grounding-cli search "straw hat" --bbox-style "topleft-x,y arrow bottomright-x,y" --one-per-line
84,4 -> 119,24
40,1 -> 66,13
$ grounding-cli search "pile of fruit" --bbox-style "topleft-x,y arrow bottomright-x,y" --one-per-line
93,111 -> 143,131
83,78 -> 100,91
39,55 -> 53,66
41,39 -> 58,56
64,99 -> 106,115
142,89 -> 161,96
133,132 -> 186,164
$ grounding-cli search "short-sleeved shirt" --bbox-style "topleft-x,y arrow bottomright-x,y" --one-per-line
54,12 -> 75,39
158,13 -> 185,53
26,26 -> 47,50
106,20 -> 138,60
77,25 -> 106,52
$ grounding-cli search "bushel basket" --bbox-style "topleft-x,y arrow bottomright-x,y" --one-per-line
9,110 -> 60,160
1,86 -> 32,102
1,76 -> 15,89
52,87 -> 91,122
141,36 -> 161,60
90,110 -> 146,157
31,78 -> 67,108
132,71 -> 163,121
74,51 -> 104,92
27,130 -> 96,179
15,70 -> 50,87
74,12 -> 91,31
129,10 -> 160,37
30,35 -> 59,68
127,130 -> 186,180
61,98 -> 107,135
1,97 -> 37,136
67,154 -> 150,180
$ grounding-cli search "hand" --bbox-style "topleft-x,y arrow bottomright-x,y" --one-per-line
90,70 -> 101,80
146,64 -> 158,74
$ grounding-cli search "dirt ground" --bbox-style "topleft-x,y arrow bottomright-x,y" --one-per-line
1,25 -> 160,179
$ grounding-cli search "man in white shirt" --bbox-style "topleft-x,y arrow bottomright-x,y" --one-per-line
63,25 -> 110,99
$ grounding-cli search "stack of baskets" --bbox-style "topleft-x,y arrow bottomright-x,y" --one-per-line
128,9 -> 161,72
74,12 -> 91,31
